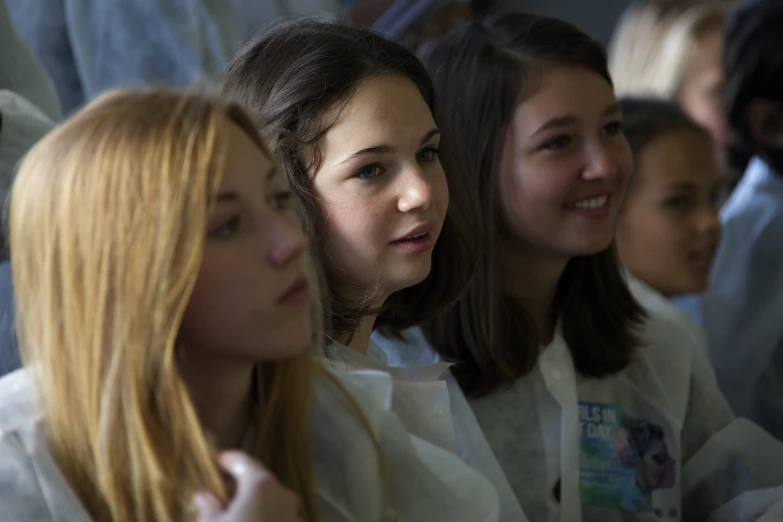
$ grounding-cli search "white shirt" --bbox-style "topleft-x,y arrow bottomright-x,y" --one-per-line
324,341 -> 503,522
375,310 -> 783,521
0,366 -> 499,522
325,340 -> 456,452
624,273 -> 707,354
372,330 -> 530,522
675,157 -> 783,442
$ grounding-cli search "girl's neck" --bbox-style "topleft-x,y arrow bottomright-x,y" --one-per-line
500,237 -> 569,346
179,354 -> 255,450
347,313 -> 378,355
342,288 -> 389,355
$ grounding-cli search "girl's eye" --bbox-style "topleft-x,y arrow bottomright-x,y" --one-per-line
354,164 -> 384,181
663,196 -> 690,210
602,121 -> 623,136
417,147 -> 440,163
542,135 -> 571,151
271,191 -> 294,211
211,216 -> 240,238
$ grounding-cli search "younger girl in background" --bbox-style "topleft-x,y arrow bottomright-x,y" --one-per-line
616,97 -> 721,347
223,19 -> 520,521
377,12 -> 783,522
0,89 -> 495,522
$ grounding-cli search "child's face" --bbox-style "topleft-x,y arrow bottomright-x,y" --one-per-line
617,129 -> 722,297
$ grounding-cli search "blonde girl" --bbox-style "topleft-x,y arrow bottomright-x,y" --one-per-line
0,89 -> 489,522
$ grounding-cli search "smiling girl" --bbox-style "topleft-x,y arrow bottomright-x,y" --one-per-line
377,12 -> 783,521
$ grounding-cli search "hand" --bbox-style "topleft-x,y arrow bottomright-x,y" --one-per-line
194,451 -> 302,522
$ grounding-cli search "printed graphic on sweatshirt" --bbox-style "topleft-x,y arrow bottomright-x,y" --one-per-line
579,401 -> 677,516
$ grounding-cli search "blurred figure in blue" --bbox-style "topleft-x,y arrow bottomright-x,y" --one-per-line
0,0 -> 56,376
6,0 -> 357,114
675,0 -> 783,441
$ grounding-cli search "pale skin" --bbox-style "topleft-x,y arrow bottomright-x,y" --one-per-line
195,452 -> 301,522
312,75 -> 449,353
178,124 -> 310,520
617,129 -> 722,297
178,124 -> 310,449
499,66 -> 633,344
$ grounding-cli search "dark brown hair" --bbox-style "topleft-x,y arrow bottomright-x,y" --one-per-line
621,97 -> 711,156
724,0 -> 783,166
222,19 -> 477,344
419,13 -> 647,397
620,97 -> 712,193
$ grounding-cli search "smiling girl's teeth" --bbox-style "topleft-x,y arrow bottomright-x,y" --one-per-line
404,232 -> 426,240
572,195 -> 608,209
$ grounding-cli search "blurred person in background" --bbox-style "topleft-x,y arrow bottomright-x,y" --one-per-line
0,0 -> 57,242
0,0 -> 58,375
616,98 -> 721,351
5,0 -> 488,115
5,0 -> 357,114
367,0 -> 489,48
0,0 -> 60,121
675,0 -> 783,444
609,0 -> 742,202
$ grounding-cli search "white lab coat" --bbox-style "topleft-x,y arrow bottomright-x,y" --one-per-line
674,157 -> 783,442
624,273 -> 707,354
375,308 -> 783,521
324,341 -> 505,522
368,333 -> 530,522
0,366 -> 499,522
325,341 -> 457,452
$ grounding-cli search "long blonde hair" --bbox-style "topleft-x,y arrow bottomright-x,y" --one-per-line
9,90 -> 322,522
608,0 -> 728,98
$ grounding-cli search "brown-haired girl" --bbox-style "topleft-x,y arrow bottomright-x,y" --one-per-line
223,19 -> 516,521
376,12 -> 783,521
